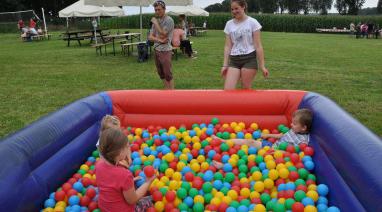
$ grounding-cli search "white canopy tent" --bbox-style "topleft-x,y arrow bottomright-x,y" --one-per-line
84,0 -> 193,39
59,0 -> 123,18
167,6 -> 209,17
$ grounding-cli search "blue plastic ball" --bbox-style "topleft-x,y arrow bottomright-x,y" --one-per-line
189,130 -> 196,137
160,133 -> 169,141
44,198 -> 56,208
286,182 -> 296,190
259,162 -> 266,170
222,155 -> 230,163
203,170 -> 214,181
317,197 -> 328,205
327,206 -> 340,212
304,161 -> 315,171
317,204 -> 328,212
252,131 -> 261,139
223,163 -> 233,172
73,182 -> 83,192
206,128 -> 214,136
317,184 -> 329,196
181,166 -> 192,175
142,131 -> 150,138
213,180 -> 224,190
49,192 -> 55,200
68,195 -> 80,206
184,196 -> 194,207
248,147 -> 257,154
87,156 -> 96,163
236,132 -> 244,139
143,147 -> 151,156
224,182 -> 232,189
208,150 -> 216,159
237,205 -> 248,212
301,197 -> 315,206
133,158 -> 142,166
277,183 -> 286,191
226,207 -> 237,212
71,205 -> 81,212
302,156 -> 313,163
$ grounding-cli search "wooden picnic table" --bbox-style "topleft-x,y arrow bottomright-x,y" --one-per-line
189,26 -> 206,36
63,29 -> 106,47
102,32 -> 141,56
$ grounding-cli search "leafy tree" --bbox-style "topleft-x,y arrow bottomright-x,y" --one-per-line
259,0 -> 278,13
301,0 -> 311,14
277,0 -> 288,13
286,0 -> 302,14
336,0 -> 365,15
378,0 -> 382,14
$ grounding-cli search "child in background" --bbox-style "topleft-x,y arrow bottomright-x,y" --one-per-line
96,115 -> 132,166
96,128 -> 155,212
212,108 -> 313,167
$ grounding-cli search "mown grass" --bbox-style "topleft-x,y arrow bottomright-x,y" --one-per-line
0,30 -> 381,138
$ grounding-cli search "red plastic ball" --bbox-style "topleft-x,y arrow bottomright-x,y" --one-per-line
165,191 -> 176,202
88,201 -> 98,212
286,145 -> 296,153
130,144 -> 139,152
147,207 -> 156,212
55,190 -> 66,201
185,172 -> 194,182
304,147 -> 315,156
292,202 -> 305,212
80,196 -> 91,206
296,185 -> 307,192
170,144 -> 178,152
86,188 -> 97,199
144,166 -> 155,178
62,183 -> 72,192
67,189 -> 78,197
153,191 -> 163,202
165,203 -> 175,211
82,177 -> 92,187
289,171 -> 300,182
218,202 -> 229,212
299,143 -> 308,151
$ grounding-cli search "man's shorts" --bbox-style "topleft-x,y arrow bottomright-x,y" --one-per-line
229,51 -> 258,70
154,50 -> 173,81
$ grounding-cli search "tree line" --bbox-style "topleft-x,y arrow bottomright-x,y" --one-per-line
0,0 -> 380,17
206,0 -> 382,15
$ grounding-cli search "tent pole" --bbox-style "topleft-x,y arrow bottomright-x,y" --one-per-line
66,17 -> 69,30
140,5 -> 142,41
41,7 -> 48,37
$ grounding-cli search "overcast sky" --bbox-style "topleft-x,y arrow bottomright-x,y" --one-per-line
123,0 -> 378,15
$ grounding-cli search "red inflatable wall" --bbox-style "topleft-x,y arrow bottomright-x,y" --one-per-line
108,90 -> 306,130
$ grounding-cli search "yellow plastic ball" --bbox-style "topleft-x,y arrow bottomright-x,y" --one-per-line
189,159 -> 198,165
271,191 -> 278,198
172,172 -> 182,181
192,136 -> 200,143
266,160 -> 276,170
197,155 -> 205,163
176,162 -> 186,171
154,201 -> 164,212
304,205 -> 318,212
148,155 -> 156,162
191,163 -> 200,172
273,150 -> 284,159
230,122 -> 238,128
231,154 -> 239,161
193,142 -> 201,150
222,124 -> 229,129
140,143 -> 148,149
80,164 -> 89,172
43,208 -> 54,212
264,155 -> 274,162
228,158 -> 237,167
226,140 -> 234,148
56,201 -> 66,208
250,191 -> 260,199
221,196 -> 232,204
247,155 -> 255,162
179,154 -> 188,161
276,163 -> 286,171
240,188 -> 250,198
254,204 -> 266,212
227,190 -> 238,200
164,153 -> 174,163
83,174 -> 91,179
183,136 -> 192,144
182,148 -> 190,154
244,133 -> 253,139
306,190 -> 319,202
268,169 -> 279,180
234,126 -> 242,133
308,184 -> 317,191
54,206 -> 65,212
215,192 -> 224,199
168,180 -> 179,190
278,168 -> 290,179
278,198 -> 286,204
238,122 -> 245,129
160,176 -> 169,184
210,197 -> 221,206
254,181 -> 265,193
257,149 -> 266,156
262,129 -> 270,134
194,195 -> 204,204
174,197 -> 181,207
201,162 -> 209,170
175,132 -> 182,139
239,177 -> 249,184
252,171 -> 262,181
264,178 -> 274,189
230,133 -> 237,139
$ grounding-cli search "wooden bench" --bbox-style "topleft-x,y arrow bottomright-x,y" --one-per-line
121,41 -> 147,56
195,30 -> 207,36
91,43 -> 108,56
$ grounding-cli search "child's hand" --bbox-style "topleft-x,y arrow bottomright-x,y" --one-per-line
133,176 -> 142,181
261,67 -> 269,78
212,160 -> 223,169
261,134 -> 269,139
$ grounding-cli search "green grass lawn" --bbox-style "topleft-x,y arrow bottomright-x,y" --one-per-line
0,30 -> 381,138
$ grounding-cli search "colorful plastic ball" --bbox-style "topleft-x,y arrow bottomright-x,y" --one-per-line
183,196 -> 194,207
291,202 -> 305,212
193,202 -> 204,212
154,201 -> 164,212
203,170 -> 214,182
317,197 -> 328,205
225,172 -> 235,183
54,191 -> 66,202
317,184 -> 329,196
304,161 -> 315,171
68,195 -> 80,206
143,166 -> 155,178
213,180 -> 224,190
44,199 -> 56,208
223,163 -> 233,172
317,204 -> 328,212
73,182 -> 83,192
294,190 -> 306,202
301,197 -> 315,206
202,182 -> 213,193
176,188 -> 187,199
327,206 -> 340,212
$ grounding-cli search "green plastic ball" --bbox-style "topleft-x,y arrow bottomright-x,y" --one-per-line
260,193 -> 271,204
225,172 -> 235,183
294,190 -> 306,202
202,182 -> 213,193
211,118 -> 219,125
176,188 -> 187,199
193,203 -> 204,212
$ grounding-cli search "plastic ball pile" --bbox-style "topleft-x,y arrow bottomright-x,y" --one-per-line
41,118 -> 340,212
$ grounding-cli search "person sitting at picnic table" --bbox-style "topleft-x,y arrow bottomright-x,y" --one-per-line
17,19 -> 28,33
172,24 -> 197,59
188,20 -> 195,36
178,14 -> 188,38
28,18 -> 38,35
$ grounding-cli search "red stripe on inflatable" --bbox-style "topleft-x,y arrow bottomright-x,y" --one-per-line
108,90 -> 306,129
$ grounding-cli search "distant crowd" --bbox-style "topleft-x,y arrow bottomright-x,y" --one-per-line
350,22 -> 381,39
17,18 -> 44,40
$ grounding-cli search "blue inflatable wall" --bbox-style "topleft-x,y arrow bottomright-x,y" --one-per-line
0,91 -> 381,211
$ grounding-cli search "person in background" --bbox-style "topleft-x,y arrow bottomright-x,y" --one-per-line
203,20 -> 207,29
221,0 -> 269,90
149,0 -> 175,89
349,22 -> 355,37
17,19 -> 27,33
178,14 -> 188,38
172,24 -> 197,59
29,18 -> 38,35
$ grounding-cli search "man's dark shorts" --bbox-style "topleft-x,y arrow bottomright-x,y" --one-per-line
154,50 -> 173,81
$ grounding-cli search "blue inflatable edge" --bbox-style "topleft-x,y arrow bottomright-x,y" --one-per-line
300,92 -> 382,212
0,92 -> 112,211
